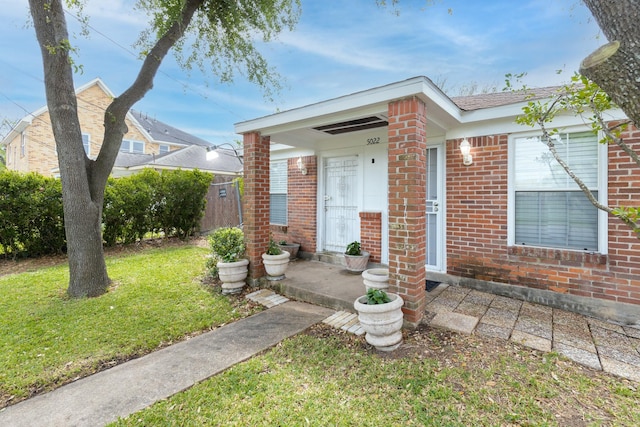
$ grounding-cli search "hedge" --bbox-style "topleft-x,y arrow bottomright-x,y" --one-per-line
0,169 -> 213,258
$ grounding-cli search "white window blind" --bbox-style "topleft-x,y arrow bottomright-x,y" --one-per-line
513,132 -> 599,251
270,160 -> 288,225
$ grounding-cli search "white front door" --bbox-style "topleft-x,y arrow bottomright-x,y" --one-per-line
322,155 -> 359,252
426,146 -> 444,270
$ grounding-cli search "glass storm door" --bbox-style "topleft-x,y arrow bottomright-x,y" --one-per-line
323,156 -> 359,252
425,146 -> 443,270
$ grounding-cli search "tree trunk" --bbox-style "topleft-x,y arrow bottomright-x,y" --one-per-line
29,0 -> 110,297
29,0 -> 204,298
580,0 -> 640,126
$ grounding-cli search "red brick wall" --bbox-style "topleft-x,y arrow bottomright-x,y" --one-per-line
387,97 -> 427,325
446,129 -> 640,306
359,212 -> 382,263
243,133 -> 270,280
270,155 -> 317,253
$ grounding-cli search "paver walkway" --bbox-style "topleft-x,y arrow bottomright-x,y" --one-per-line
422,284 -> 640,382
0,301 -> 333,427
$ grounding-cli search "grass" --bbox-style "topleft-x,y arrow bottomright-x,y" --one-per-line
0,243 -> 258,407
110,326 -> 640,426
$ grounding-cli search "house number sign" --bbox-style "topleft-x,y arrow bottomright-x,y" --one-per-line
366,137 -> 381,145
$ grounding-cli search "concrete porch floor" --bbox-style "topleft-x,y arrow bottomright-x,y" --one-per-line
272,258 -> 640,383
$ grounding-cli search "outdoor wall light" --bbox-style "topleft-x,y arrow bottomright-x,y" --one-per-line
206,143 -> 243,164
459,138 -> 473,166
297,156 -> 308,175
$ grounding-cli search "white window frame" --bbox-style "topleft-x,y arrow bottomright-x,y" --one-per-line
269,159 -> 288,225
120,139 -> 145,154
158,144 -> 170,154
82,133 -> 90,156
507,128 -> 608,254
20,132 -> 26,157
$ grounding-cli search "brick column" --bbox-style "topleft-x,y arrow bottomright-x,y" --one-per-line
387,97 -> 427,326
359,211 -> 382,263
243,132 -> 270,283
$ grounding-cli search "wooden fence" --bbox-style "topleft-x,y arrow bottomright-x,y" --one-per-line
199,176 -> 242,233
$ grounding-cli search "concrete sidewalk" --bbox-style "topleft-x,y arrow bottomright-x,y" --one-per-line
0,301 -> 333,427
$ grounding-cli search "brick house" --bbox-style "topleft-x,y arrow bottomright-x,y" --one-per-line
1,78 -> 241,178
236,76 -> 640,326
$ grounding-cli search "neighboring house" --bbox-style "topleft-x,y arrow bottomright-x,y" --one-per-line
235,76 -> 640,326
0,78 -> 242,177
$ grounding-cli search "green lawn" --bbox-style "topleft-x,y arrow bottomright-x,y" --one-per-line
0,243 -> 258,407
110,326 -> 640,426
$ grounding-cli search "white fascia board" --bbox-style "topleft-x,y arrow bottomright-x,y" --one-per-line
1,120 -> 30,146
235,76 -> 462,135
446,106 -> 629,140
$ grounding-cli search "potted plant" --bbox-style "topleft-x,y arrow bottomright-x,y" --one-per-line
354,288 -> 404,351
344,241 -> 370,273
208,227 -> 249,295
262,239 -> 290,280
278,240 -> 301,259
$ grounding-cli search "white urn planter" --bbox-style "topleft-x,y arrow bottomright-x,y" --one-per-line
262,251 -> 290,280
362,268 -> 389,292
344,251 -> 370,274
217,258 -> 249,295
354,293 -> 404,351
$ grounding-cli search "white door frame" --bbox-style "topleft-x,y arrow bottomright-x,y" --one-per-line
425,140 -> 446,272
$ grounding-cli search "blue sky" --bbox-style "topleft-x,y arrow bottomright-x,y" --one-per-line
0,0 -> 602,145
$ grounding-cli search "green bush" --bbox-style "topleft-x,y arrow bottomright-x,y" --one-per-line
155,169 -> 212,239
103,169 -> 212,245
103,170 -> 158,246
0,171 -> 65,258
208,227 -> 245,263
0,168 -> 212,256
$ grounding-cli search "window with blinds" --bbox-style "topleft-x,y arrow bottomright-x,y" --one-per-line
513,132 -> 599,251
270,159 -> 288,225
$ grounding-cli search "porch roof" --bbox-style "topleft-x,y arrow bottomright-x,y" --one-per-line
234,76 -> 555,147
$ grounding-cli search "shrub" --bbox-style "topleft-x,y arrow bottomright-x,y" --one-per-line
0,171 -> 65,258
208,227 -> 245,263
155,169 -> 212,239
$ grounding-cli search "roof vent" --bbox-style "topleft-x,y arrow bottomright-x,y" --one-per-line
313,116 -> 387,135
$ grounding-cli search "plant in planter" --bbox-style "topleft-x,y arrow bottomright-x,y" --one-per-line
354,288 -> 404,351
278,240 -> 300,259
262,239 -> 290,280
344,241 -> 370,273
208,227 -> 249,295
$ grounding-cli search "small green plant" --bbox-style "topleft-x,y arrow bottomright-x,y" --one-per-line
345,241 -> 362,256
266,238 -> 282,255
208,227 -> 245,263
365,288 -> 391,304
279,240 -> 288,245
